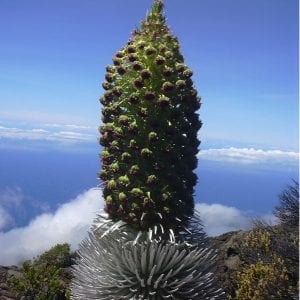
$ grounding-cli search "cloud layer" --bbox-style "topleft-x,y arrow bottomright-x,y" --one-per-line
0,187 -> 24,230
196,203 -> 251,236
0,187 -> 276,265
0,207 -> 12,231
0,188 -> 103,265
1,110 -> 298,164
0,110 -> 97,148
0,125 -> 95,143
198,147 -> 299,165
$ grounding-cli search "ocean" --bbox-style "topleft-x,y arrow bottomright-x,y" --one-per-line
0,148 -> 297,230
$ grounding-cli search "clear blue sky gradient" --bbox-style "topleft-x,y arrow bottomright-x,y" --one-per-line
0,0 -> 298,150
0,1 -> 298,237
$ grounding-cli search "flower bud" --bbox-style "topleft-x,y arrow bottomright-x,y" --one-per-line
121,152 -> 131,162
128,53 -> 138,62
131,188 -> 144,197
113,57 -> 121,66
128,122 -> 138,134
148,132 -> 158,142
107,180 -> 117,190
155,55 -> 165,65
129,139 -> 138,149
129,165 -> 140,175
110,140 -> 120,151
134,78 -> 144,88
99,132 -> 110,146
141,69 -> 152,80
106,195 -> 113,203
162,192 -> 171,201
99,169 -> 109,181
147,175 -> 158,184
137,42 -> 146,50
119,192 -> 127,201
175,63 -> 186,72
176,80 -> 186,90
106,65 -> 115,73
99,124 -> 114,134
145,47 -> 156,56
118,175 -> 130,186
113,127 -> 124,138
163,206 -> 170,213
100,96 -> 110,106
105,73 -> 114,83
138,108 -> 148,118
109,162 -> 119,173
162,81 -> 174,92
112,87 -> 122,96
144,91 -> 155,101
143,197 -> 153,208
132,62 -> 143,71
159,45 -> 167,53
116,66 -> 126,75
127,45 -> 136,53
157,96 -> 170,106
102,82 -> 112,90
128,94 -> 139,104
141,148 -> 153,158
183,69 -> 193,78
115,51 -> 124,58
164,51 -> 173,59
103,90 -> 113,100
163,67 -> 173,77
118,115 -> 130,125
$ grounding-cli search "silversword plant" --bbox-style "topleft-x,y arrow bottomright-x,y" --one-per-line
71,1 -> 225,299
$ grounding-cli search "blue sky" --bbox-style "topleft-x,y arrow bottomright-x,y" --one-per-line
0,0 -> 298,150
0,0 -> 299,264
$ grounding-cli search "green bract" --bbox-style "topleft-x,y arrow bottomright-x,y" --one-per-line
99,0 -> 201,230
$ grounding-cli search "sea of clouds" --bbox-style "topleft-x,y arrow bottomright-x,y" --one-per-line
0,187 -> 277,266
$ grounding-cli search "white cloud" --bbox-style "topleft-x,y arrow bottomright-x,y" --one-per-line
0,187 -> 24,230
0,188 -> 103,266
0,207 -> 12,230
196,203 -> 251,236
0,187 -> 277,265
195,203 -> 278,236
0,110 -> 97,147
44,123 -> 93,130
198,147 -> 299,165
0,125 -> 95,143
52,131 -> 95,141
0,187 -> 23,207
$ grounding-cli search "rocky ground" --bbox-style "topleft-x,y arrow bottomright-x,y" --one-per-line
0,230 -> 247,299
0,266 -> 21,300
213,230 -> 248,297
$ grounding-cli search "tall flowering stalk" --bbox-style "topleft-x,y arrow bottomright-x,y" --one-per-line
98,0 -> 201,231
71,1 -> 225,299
